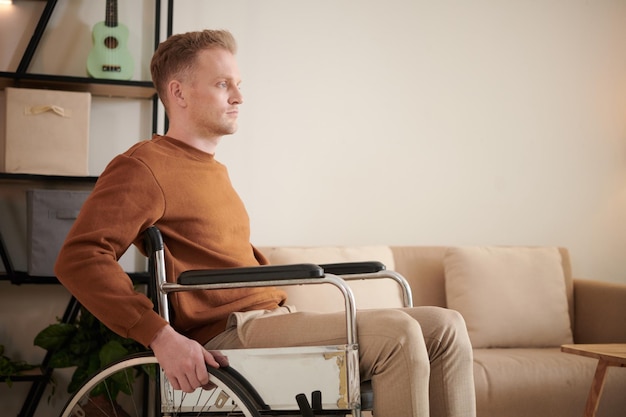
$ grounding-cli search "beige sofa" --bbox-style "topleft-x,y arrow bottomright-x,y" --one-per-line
260,245 -> 626,417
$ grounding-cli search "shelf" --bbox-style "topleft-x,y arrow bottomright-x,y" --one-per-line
0,271 -> 58,285
0,173 -> 98,183
0,369 -> 45,383
0,72 -> 156,99
0,2 -> 166,415
0,271 -> 150,285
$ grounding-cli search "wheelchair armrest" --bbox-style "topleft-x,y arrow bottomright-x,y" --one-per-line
319,261 -> 386,275
177,263 -> 324,285
320,262 -> 414,308
146,225 -> 358,347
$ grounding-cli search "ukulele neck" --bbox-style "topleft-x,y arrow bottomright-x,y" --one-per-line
104,0 -> 118,28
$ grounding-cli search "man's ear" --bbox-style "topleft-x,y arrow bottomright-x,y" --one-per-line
168,80 -> 187,108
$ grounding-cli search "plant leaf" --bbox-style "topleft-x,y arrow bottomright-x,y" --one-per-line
68,335 -> 99,357
99,341 -> 129,367
66,354 -> 99,393
48,350 -> 78,368
67,366 -> 89,393
109,367 -> 135,396
33,324 -> 76,350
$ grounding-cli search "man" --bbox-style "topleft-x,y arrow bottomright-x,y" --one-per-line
56,29 -> 476,417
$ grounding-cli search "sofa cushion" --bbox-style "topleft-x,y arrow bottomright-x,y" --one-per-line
444,246 -> 573,348
260,246 -> 402,312
472,348 -> 626,417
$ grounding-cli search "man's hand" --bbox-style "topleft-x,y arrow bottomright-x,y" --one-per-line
149,325 -> 227,392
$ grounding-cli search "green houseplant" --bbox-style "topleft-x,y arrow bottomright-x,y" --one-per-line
0,344 -> 39,386
34,306 -> 148,408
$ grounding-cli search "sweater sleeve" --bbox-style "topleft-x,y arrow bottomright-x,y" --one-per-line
55,155 -> 168,347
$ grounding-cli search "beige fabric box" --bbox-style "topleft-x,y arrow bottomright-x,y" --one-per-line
1,87 -> 90,176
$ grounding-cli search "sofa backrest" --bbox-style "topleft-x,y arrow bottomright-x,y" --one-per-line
259,245 -> 403,313
390,246 -> 575,328
259,245 -> 575,328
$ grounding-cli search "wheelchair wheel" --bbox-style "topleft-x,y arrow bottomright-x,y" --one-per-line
59,352 -> 262,417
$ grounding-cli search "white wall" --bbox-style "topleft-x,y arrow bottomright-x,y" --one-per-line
1,1 -> 626,415
174,0 -> 626,285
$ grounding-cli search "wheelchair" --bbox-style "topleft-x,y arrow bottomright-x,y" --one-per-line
59,226 -> 414,417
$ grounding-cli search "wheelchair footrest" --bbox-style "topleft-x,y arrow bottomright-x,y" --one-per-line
296,393 -> 315,417
297,391 -> 346,417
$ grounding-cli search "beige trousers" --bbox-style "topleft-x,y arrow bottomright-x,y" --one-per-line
205,306 -> 476,417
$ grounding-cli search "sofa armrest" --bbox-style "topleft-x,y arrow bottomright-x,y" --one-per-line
573,278 -> 626,343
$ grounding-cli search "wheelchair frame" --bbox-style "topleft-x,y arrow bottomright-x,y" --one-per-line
58,226 -> 414,417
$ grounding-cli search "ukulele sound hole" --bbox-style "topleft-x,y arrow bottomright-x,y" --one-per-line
104,36 -> 119,49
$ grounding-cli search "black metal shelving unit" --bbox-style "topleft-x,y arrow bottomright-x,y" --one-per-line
0,174 -> 151,417
0,1 -> 169,415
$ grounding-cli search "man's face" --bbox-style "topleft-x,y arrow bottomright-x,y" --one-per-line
182,48 -> 243,139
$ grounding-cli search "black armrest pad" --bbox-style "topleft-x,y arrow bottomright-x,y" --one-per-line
320,261 -> 386,275
178,263 -> 324,285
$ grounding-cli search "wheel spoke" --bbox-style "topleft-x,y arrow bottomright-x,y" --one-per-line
59,354 -> 261,417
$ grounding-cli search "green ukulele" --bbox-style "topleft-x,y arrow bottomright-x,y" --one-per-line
86,0 -> 134,80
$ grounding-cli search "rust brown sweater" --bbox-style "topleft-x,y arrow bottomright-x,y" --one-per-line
55,136 -> 287,346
